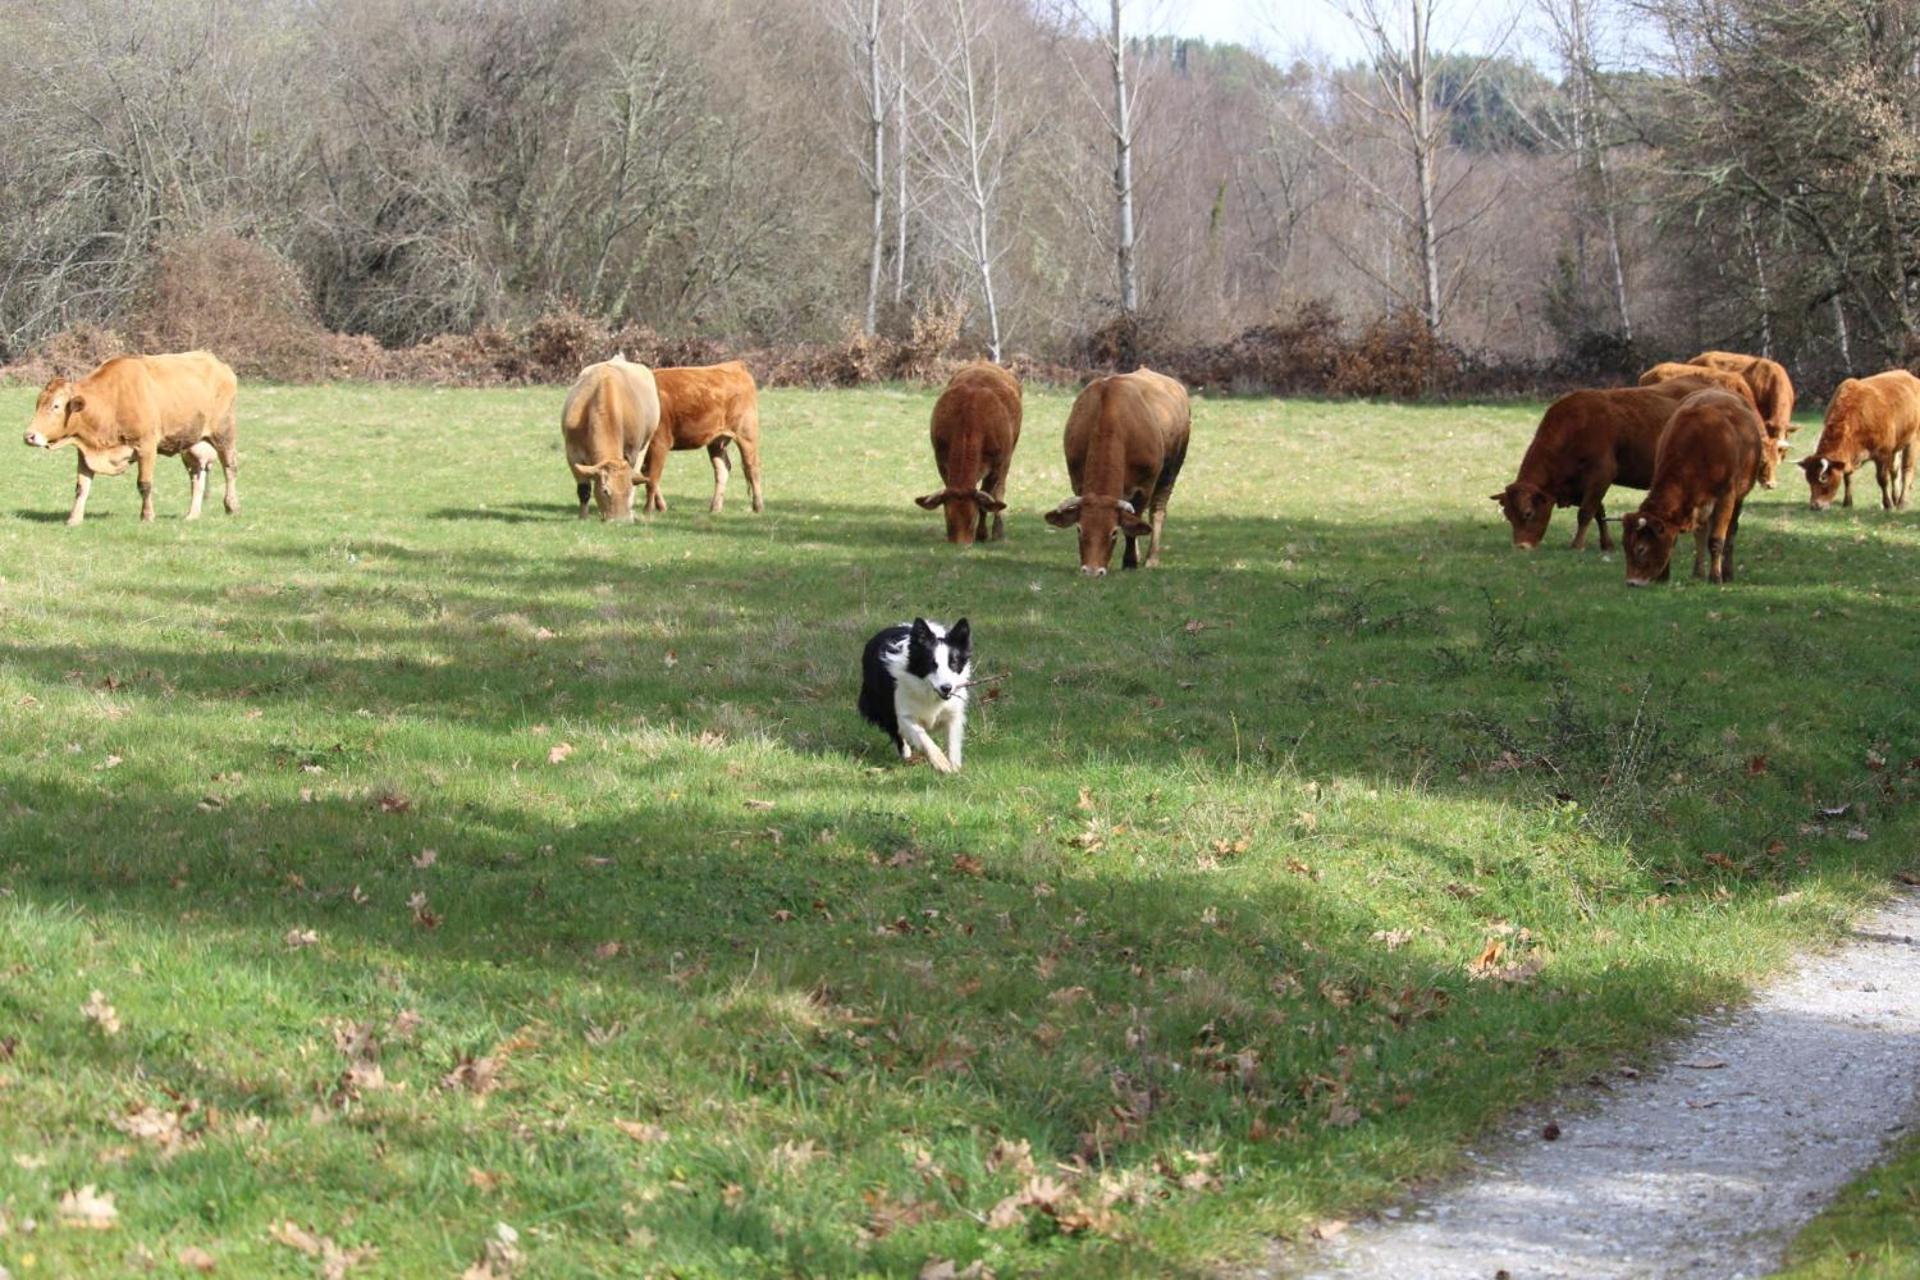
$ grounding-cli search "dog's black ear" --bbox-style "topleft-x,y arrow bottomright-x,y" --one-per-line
910,617 -> 934,647
946,617 -> 970,654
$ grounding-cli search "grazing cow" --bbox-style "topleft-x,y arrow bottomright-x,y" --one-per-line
561,355 -> 660,522
1491,377 -> 1720,551
1686,350 -> 1797,444
645,361 -> 764,514
915,362 -> 1021,546
21,351 -> 238,525
1043,368 -> 1191,576
1621,389 -> 1767,586
1798,369 -> 1920,511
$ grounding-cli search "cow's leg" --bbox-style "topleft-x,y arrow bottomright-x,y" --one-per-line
1875,456 -> 1895,510
1843,471 -> 1854,507
1122,532 -> 1141,570
1706,498 -> 1739,583
214,413 -> 238,514
182,441 -> 216,520
987,465 -> 1008,541
576,481 -> 592,518
1145,505 -> 1168,568
642,442 -> 668,514
706,440 -> 731,514
1722,500 -> 1744,583
67,459 -> 95,527
1692,517 -> 1709,579
136,446 -> 158,521
1897,447 -> 1914,508
735,434 -> 765,513
975,468 -> 995,543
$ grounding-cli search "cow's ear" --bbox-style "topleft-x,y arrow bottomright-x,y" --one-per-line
914,491 -> 948,510
1117,506 -> 1152,535
971,490 -> 1007,512
65,393 -> 84,416
1488,491 -> 1506,503
1043,499 -> 1082,528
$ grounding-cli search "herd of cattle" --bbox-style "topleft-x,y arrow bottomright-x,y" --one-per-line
1492,350 -> 1920,584
17,346 -> 1919,584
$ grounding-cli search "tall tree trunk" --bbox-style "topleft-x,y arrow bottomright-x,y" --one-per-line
861,0 -> 886,336
1410,0 -> 1442,334
1598,147 -> 1631,338
1833,292 -> 1853,373
1109,0 -> 1138,363
893,14 -> 910,306
1742,207 -> 1773,358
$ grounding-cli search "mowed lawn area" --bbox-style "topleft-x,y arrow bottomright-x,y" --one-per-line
1,380 -> 1917,1278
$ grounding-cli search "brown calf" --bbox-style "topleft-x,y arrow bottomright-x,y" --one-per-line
645,361 -> 765,514
1492,377 -> 1717,551
1799,369 -> 1920,511
1043,368 -> 1191,576
561,356 -> 659,522
915,362 -> 1021,545
21,350 -> 237,525
1621,389 -> 1767,586
1637,363 -> 1787,484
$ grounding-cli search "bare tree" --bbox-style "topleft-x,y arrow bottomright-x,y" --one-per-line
1316,0 -> 1518,335
911,0 -> 1030,360
832,0 -> 891,335
1536,0 -> 1631,336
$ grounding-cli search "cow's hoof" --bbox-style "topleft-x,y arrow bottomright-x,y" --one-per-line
65,517 -> 83,528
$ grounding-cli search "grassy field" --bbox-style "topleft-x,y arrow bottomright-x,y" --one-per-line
1779,1133 -> 1920,1278
0,380 -> 1917,1279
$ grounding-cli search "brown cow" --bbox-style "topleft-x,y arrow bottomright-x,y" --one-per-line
21,350 -> 237,525
561,355 -> 660,522
1621,389 -> 1767,586
914,362 -> 1021,546
1686,350 -> 1797,443
1491,376 -> 1724,551
1043,368 -> 1191,576
1798,369 -> 1920,511
644,361 -> 764,514
1637,362 -> 1787,484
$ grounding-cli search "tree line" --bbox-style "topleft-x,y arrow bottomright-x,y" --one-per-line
0,0 -> 1912,391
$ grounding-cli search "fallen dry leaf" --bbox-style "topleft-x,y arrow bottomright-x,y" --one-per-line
81,990 -> 121,1037
177,1245 -> 217,1272
743,798 -> 775,811
1680,1058 -> 1729,1070
547,742 -> 574,765
269,1220 -> 377,1279
56,1184 -> 118,1230
441,1054 -> 502,1097
412,848 -> 438,869
1309,1219 -> 1348,1241
950,853 -> 985,877
407,891 -> 440,930
467,1168 -> 505,1192
614,1119 -> 669,1144
285,928 -> 319,950
459,1221 -> 523,1280
1370,928 -> 1413,951
593,941 -> 622,960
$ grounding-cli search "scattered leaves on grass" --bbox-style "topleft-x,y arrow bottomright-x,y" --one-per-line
919,1260 -> 992,1280
467,1168 -> 506,1192
112,1103 -> 199,1158
950,853 -> 985,877
546,742 -> 574,765
769,1139 -> 821,1173
56,1184 -> 118,1230
411,848 -> 438,870
177,1245 -> 216,1272
442,1055 -> 503,1098
1369,928 -> 1412,951
593,941 -> 622,960
81,990 -> 120,1037
268,1220 -> 377,1278
987,1138 -> 1035,1177
285,928 -> 319,950
374,789 -> 412,814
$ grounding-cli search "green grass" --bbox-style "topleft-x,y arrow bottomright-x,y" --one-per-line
1779,1135 -> 1920,1278
0,381 -> 1917,1278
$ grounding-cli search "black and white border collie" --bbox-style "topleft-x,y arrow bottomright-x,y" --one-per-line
859,617 -> 971,773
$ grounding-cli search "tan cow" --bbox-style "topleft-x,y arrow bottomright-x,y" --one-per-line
1640,363 -> 1788,486
1799,370 -> 1920,511
1686,351 -> 1797,442
1043,368 -> 1191,576
21,351 -> 238,525
915,362 -> 1021,546
561,355 -> 660,522
645,361 -> 765,514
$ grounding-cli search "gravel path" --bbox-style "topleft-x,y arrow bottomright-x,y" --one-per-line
1278,890 -> 1920,1280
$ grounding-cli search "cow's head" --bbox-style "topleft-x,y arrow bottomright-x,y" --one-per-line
1800,454 -> 1847,510
1044,496 -> 1150,576
584,459 -> 637,521
914,487 -> 1007,546
1620,510 -> 1681,586
1757,433 -> 1792,489
1489,482 -> 1554,549
23,377 -> 84,450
